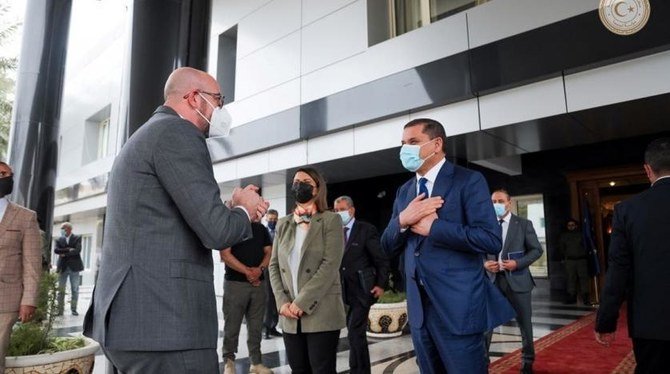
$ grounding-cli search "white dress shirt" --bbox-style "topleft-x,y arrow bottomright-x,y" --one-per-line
498,213 -> 511,263
289,225 -> 308,298
0,196 -> 8,222
414,157 -> 446,197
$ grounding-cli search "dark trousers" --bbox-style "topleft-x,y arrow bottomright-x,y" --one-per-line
412,287 -> 488,374
496,274 -> 535,364
346,300 -> 372,374
263,269 -> 279,332
633,337 -> 669,374
102,347 -> 219,374
282,321 -> 340,374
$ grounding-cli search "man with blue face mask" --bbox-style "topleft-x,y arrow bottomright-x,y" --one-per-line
333,196 -> 389,374
484,189 -> 543,373
381,118 -> 514,374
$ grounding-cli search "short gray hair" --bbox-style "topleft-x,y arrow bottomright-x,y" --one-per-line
61,222 -> 73,230
334,195 -> 354,208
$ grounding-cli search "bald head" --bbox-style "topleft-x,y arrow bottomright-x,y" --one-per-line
163,67 -> 222,133
164,67 -> 218,101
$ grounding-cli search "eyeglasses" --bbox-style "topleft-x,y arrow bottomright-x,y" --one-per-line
184,90 -> 225,108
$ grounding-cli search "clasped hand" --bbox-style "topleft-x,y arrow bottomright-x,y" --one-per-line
280,302 -> 303,319
399,194 -> 443,236
246,267 -> 262,287
231,185 -> 270,222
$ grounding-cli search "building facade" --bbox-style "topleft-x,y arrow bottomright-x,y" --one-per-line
51,0 -> 670,292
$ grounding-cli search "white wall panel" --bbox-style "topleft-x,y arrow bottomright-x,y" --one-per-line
268,141 -> 308,172
411,99 -> 480,136
227,78 -> 300,127
236,152 -> 270,179
307,130 -> 354,164
301,12 -> 468,103
467,0 -> 598,48
566,50 -> 670,113
353,115 -> 408,155
212,0 -> 272,36
237,0 -> 301,59
54,194 -> 108,218
479,77 -> 566,130
213,159 -> 238,183
236,31 -> 301,100
301,0 -> 357,26
301,0 -> 366,74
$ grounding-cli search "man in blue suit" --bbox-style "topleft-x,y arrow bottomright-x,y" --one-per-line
381,118 -> 515,373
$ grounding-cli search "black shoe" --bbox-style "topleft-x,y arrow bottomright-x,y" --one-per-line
72,310 -> 79,316
521,362 -> 533,374
264,332 -> 271,340
269,329 -> 282,337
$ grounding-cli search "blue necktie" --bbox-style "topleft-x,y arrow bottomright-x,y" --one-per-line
418,177 -> 429,198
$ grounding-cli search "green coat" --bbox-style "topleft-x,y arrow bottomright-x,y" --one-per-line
269,211 -> 346,333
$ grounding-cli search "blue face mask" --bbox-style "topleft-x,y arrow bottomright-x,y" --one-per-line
337,210 -> 352,225
267,221 -> 277,230
60,229 -> 67,237
493,203 -> 507,218
399,140 -> 436,172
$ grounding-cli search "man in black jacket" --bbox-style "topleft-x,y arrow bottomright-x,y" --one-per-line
54,222 -> 84,316
595,138 -> 670,373
334,196 -> 389,374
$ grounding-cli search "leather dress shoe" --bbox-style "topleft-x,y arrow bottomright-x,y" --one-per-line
521,362 -> 533,374
269,329 -> 282,337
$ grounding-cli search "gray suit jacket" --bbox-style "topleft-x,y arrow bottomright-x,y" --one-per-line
83,106 -> 252,351
492,214 -> 543,293
268,211 -> 346,333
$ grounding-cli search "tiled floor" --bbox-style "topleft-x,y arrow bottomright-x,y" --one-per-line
53,279 -> 594,373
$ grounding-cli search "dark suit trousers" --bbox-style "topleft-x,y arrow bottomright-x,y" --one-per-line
346,298 -> 373,374
633,338 -> 669,374
412,287 -> 488,374
496,274 -> 535,364
263,269 -> 279,331
282,320 -> 340,374
102,347 -> 219,374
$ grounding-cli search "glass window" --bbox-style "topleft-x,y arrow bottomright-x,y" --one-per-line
380,0 -> 490,40
513,194 -> 548,277
97,118 -> 110,159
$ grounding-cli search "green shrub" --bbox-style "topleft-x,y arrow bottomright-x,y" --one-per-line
377,290 -> 406,304
7,272 -> 86,356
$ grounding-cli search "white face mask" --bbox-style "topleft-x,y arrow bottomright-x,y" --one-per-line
195,93 -> 232,138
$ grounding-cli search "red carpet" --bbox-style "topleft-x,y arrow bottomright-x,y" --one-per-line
489,309 -> 634,373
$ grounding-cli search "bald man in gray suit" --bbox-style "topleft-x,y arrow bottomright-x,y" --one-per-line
84,67 -> 269,373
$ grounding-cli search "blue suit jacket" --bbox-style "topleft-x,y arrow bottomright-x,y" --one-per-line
381,160 -> 515,335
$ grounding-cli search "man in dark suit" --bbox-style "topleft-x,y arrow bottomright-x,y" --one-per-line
54,222 -> 84,316
595,138 -> 670,373
263,209 -> 282,339
485,189 -> 543,373
334,196 -> 389,374
381,118 -> 515,373
83,67 -> 268,373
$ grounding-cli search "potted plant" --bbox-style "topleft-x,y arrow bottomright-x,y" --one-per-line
4,272 -> 99,374
367,274 -> 408,338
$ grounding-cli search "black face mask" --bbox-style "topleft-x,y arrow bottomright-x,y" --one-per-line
0,176 -> 13,198
267,221 -> 277,230
292,182 -> 314,204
